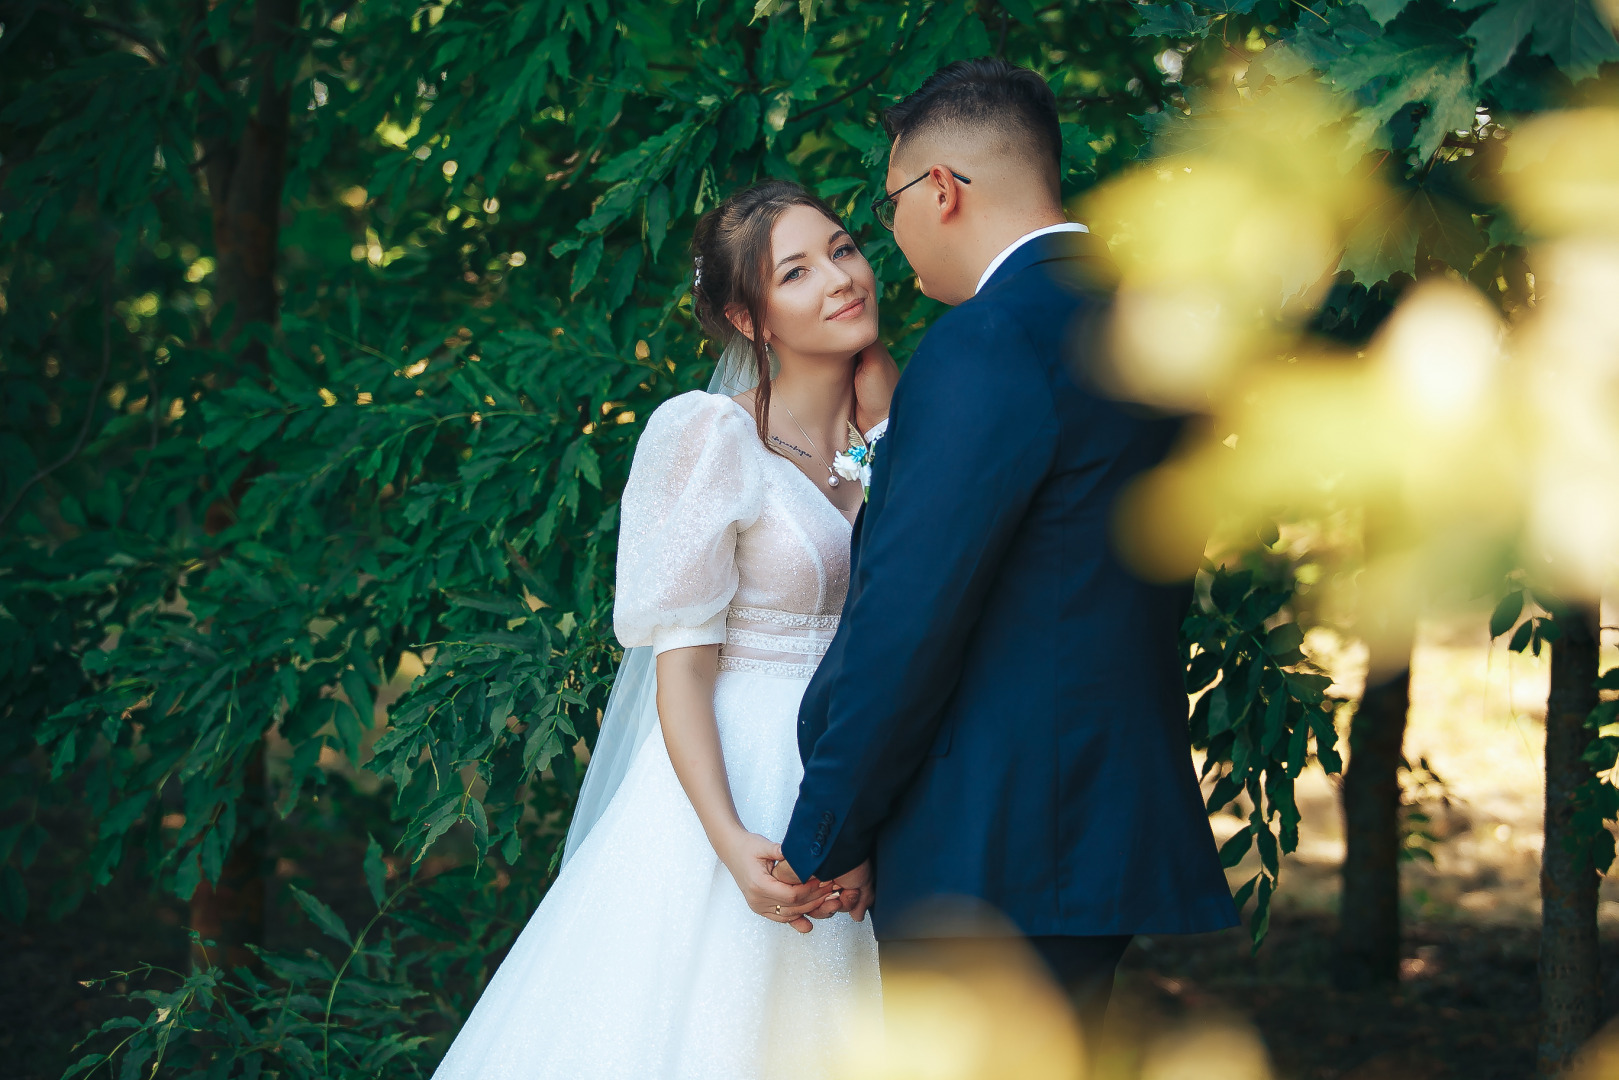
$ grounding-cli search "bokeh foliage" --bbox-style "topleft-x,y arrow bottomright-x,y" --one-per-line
2,0 -> 1616,1072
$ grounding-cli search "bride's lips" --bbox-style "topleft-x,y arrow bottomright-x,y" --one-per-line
826,297 -> 866,321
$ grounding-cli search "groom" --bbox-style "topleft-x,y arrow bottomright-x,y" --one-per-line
771,59 -> 1238,1038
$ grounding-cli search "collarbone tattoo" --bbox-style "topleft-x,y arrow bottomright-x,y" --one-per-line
769,435 -> 812,459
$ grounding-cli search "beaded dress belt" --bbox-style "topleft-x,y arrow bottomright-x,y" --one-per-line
717,605 -> 839,680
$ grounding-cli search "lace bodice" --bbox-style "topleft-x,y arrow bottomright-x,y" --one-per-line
614,392 -> 852,676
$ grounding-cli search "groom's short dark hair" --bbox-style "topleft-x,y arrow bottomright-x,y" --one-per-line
883,59 -> 1062,174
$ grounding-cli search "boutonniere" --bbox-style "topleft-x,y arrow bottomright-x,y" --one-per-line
833,422 -> 881,502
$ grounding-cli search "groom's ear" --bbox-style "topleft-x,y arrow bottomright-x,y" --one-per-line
928,164 -> 968,222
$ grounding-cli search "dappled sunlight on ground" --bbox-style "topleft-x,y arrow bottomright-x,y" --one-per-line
1217,611 -> 1619,929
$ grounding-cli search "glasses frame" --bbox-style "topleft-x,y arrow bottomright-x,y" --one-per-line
870,169 -> 972,231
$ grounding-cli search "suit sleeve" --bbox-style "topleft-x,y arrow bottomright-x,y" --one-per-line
781,309 -> 1059,881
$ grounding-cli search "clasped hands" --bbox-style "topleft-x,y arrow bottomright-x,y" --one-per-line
721,831 -> 871,934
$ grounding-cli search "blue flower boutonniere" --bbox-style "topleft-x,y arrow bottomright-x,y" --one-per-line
832,426 -> 881,502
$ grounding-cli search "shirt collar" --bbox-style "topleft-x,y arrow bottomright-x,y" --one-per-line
974,222 -> 1091,296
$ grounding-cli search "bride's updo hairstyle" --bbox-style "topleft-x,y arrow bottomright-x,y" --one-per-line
690,179 -> 848,449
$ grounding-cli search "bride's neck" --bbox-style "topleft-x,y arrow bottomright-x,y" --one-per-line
769,354 -> 855,430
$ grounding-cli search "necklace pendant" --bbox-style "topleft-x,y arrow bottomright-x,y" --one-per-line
826,473 -> 840,488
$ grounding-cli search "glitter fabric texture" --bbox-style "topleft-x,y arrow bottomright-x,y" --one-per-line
430,391 -> 879,1080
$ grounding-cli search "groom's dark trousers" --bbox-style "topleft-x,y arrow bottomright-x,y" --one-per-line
782,231 -> 1239,1009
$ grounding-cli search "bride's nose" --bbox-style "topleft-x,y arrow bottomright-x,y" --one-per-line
825,260 -> 854,293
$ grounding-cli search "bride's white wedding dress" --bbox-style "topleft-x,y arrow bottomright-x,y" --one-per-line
431,390 -> 880,1080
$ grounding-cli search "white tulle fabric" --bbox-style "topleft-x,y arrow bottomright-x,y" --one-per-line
431,388 -> 879,1080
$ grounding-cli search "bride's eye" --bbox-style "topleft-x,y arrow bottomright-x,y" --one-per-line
832,244 -> 856,259
781,266 -> 807,283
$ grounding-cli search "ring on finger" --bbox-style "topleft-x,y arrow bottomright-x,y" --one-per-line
774,904 -> 782,916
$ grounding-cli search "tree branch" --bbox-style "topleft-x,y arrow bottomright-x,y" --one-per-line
791,65 -> 887,123
39,1 -> 169,64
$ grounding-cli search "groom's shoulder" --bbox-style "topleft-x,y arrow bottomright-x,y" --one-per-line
902,300 -> 1052,409
911,301 -> 1031,376
914,285 -> 1062,370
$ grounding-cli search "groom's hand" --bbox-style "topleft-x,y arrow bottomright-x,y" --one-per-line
833,861 -> 874,923
780,859 -> 874,923
806,861 -> 874,922
853,341 -> 899,436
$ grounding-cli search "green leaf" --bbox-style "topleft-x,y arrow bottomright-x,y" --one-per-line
1266,622 -> 1305,657
289,884 -> 353,947
1206,684 -> 1233,736
1509,618 -> 1535,653
1230,872 -> 1261,912
1251,874 -> 1274,948
1360,0 -> 1413,25
1254,816 -> 1280,876
1218,826 -> 1254,868
1489,590 -> 1525,638
571,236 -> 605,298
645,184 -> 672,258
99,791 -> 153,840
1131,1 -> 1211,37
363,835 -> 388,908
1467,0 -> 1538,80
174,851 -> 201,901
1327,35 -> 1478,162
1261,690 -> 1289,754
1468,0 -> 1619,83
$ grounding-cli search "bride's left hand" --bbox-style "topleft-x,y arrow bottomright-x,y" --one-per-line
853,340 -> 899,435
720,833 -> 836,933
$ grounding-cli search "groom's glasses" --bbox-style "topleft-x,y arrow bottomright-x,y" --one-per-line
870,169 -> 972,231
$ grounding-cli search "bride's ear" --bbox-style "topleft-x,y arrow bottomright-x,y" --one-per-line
725,306 -> 769,345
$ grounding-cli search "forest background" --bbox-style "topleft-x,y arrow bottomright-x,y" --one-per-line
2,0 -> 1619,1077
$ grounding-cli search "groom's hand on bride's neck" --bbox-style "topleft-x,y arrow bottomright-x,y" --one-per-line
853,341 -> 899,434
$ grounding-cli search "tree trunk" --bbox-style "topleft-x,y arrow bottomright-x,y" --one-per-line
1333,663 -> 1411,990
196,0 -> 297,369
185,0 -> 298,965
1538,603 -> 1602,1078
189,745 -> 268,970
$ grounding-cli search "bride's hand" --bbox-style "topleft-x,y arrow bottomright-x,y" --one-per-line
718,831 -> 836,933
853,340 -> 899,436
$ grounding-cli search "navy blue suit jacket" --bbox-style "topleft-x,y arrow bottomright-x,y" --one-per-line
780,232 -> 1239,939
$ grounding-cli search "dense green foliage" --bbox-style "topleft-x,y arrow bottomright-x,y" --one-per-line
2,0 -> 1616,1073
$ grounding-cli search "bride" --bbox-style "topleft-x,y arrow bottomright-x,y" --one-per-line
431,179 -> 898,1079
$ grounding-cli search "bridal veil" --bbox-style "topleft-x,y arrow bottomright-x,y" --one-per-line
561,337 -> 767,864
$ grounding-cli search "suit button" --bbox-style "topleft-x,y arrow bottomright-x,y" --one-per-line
809,842 -> 823,856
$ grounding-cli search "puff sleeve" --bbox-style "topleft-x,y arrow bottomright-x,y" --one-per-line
613,391 -> 763,655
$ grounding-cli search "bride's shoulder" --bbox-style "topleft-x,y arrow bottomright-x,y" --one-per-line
643,390 -> 752,443
634,391 -> 758,480
626,392 -> 763,510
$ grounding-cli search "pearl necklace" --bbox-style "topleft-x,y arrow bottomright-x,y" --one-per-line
780,399 -> 845,489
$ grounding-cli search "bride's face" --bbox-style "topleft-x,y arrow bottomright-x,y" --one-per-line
758,204 -> 879,361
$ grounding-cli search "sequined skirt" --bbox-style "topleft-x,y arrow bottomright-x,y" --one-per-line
429,620 -> 878,1080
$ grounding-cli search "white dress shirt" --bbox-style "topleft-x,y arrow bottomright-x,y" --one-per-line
975,221 -> 1090,295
